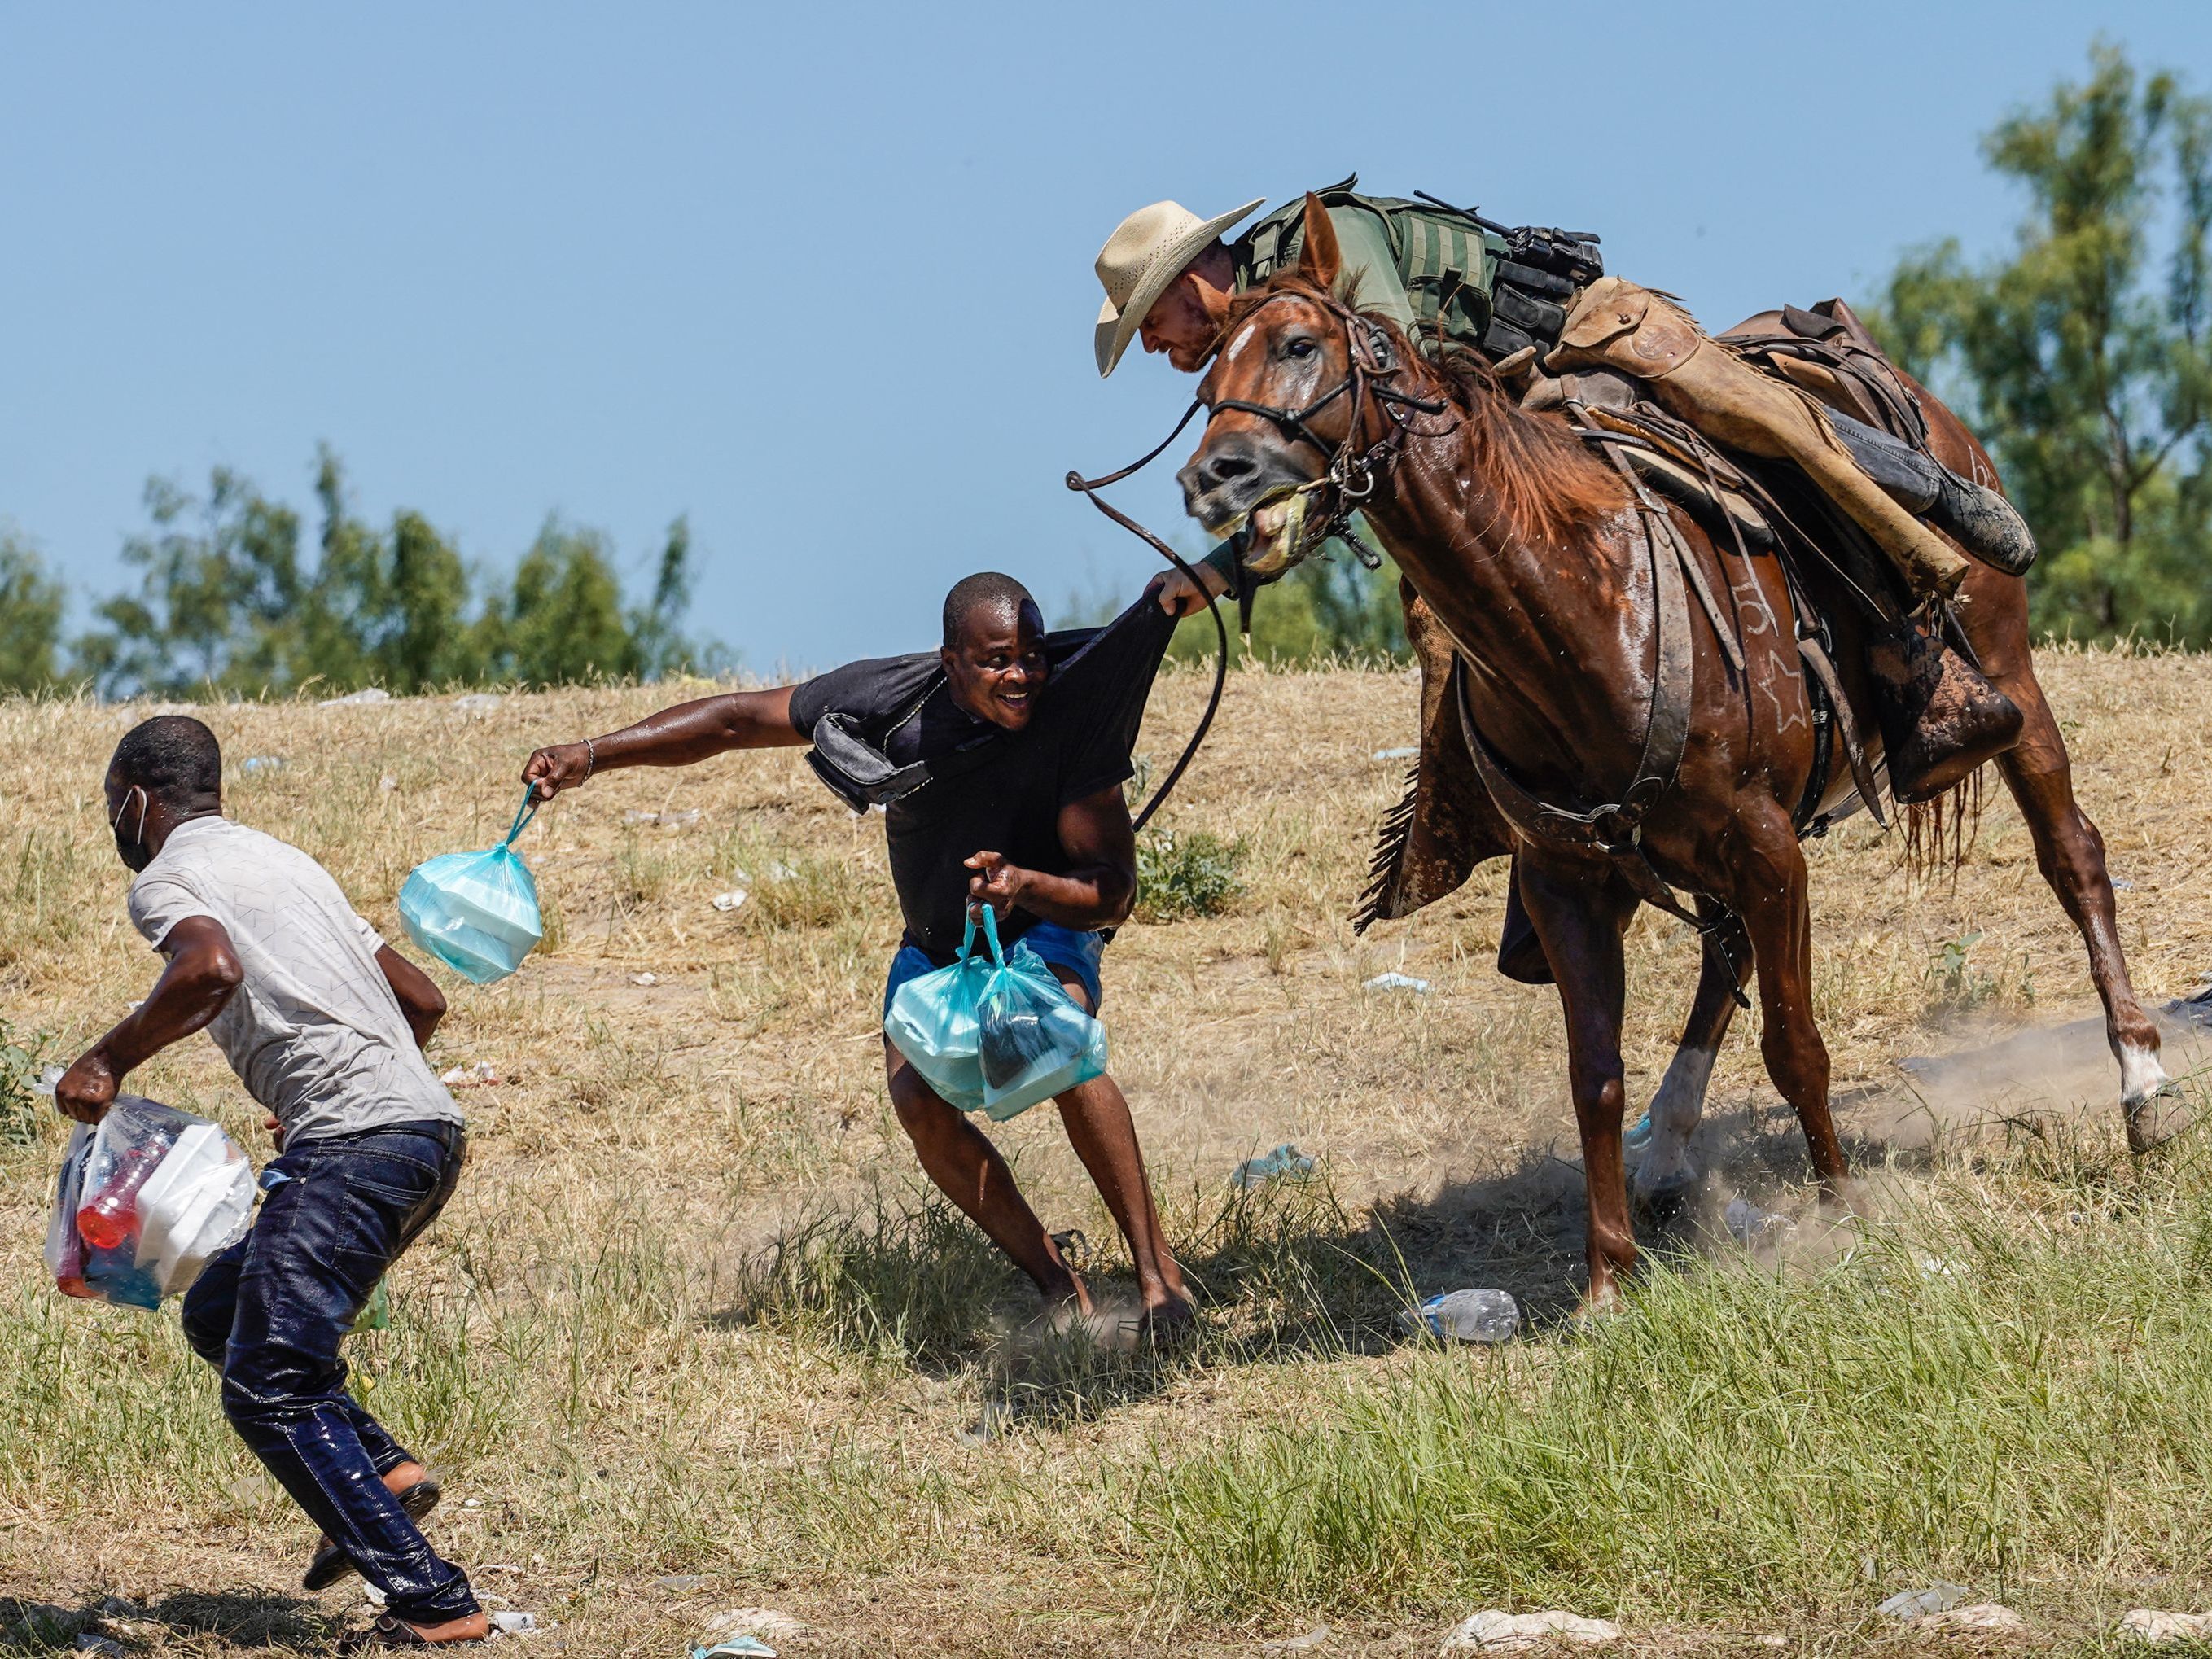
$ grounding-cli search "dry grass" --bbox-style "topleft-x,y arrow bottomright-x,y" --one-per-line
2,648 -> 2210,1657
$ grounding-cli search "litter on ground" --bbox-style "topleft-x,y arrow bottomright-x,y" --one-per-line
1402,1289 -> 1521,1344
1373,746 -> 1418,760
1364,971 -> 1431,994
1875,1583 -> 1970,1619
453,693 -> 503,715
693,1641 -> 775,1659
631,972 -> 659,987
319,687 -> 392,707
1231,1144 -> 1316,1188
440,1061 -> 500,1088
625,808 -> 701,828
239,756 -> 285,774
710,890 -> 747,912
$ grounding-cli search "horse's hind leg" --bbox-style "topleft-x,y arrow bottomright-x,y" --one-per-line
1635,910 -> 1754,1217
1967,589 -> 2184,1147
1730,804 -> 1851,1193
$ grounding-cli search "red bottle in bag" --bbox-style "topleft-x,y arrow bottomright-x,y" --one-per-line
77,1143 -> 161,1250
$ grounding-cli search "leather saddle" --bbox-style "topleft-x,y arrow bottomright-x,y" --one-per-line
1355,298 -> 1911,966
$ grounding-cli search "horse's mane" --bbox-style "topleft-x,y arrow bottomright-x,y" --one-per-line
1219,273 -> 1627,549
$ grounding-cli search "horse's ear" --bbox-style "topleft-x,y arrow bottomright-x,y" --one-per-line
1294,192 -> 1343,291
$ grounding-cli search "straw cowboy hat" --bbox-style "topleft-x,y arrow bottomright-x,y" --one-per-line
1093,195 -> 1265,376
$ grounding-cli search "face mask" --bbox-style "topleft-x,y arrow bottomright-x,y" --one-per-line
111,786 -> 152,873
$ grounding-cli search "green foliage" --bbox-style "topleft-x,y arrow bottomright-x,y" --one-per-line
0,528 -> 65,693
71,449 -> 719,698
1873,42 -> 2212,644
1133,826 -> 1246,922
1159,538 -> 1411,669
0,1018 -> 46,1147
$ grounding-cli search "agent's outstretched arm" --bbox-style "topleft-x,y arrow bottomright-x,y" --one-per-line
521,686 -> 809,801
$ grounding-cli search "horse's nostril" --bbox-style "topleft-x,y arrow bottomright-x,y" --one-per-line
1207,453 -> 1255,485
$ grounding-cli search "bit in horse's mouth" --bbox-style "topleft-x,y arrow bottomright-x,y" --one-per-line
1212,492 -> 1319,579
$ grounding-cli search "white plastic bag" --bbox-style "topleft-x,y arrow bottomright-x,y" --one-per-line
52,1096 -> 254,1307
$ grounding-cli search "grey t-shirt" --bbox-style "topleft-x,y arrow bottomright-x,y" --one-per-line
126,816 -> 462,1144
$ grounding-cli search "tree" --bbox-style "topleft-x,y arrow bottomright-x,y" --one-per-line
1875,42 -> 2212,643
74,450 -> 713,697
78,470 -> 305,698
0,528 -> 65,692
1163,541 -> 1412,668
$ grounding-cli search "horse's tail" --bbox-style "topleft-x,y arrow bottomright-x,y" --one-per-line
1901,764 -> 1985,883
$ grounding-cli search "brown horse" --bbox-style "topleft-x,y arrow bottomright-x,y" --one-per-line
1176,197 -> 2183,1308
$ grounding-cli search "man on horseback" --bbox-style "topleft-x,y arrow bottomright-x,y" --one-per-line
1093,180 -> 2038,807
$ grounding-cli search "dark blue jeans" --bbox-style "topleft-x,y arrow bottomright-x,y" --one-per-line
182,1121 -> 475,1625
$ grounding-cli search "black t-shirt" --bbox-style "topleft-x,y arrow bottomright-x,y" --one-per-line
788,598 -> 1175,956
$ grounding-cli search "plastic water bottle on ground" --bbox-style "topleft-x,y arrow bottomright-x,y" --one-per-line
1409,1289 -> 1521,1343
1623,1110 -> 1654,1151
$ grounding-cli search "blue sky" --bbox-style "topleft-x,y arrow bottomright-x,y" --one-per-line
3,2 -> 2208,675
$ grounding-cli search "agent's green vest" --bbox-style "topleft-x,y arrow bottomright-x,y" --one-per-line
1233,175 -> 1601,362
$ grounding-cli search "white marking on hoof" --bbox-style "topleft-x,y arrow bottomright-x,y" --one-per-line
1635,1044 -> 1716,1201
2119,1040 -> 2173,1108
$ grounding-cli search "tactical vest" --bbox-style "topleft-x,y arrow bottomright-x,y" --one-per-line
1234,175 -> 1602,363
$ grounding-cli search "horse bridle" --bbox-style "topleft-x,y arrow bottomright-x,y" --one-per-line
1060,287 -> 1448,830
1200,290 -> 1452,568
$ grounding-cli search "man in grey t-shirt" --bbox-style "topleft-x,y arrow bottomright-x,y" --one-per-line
56,716 -> 487,1647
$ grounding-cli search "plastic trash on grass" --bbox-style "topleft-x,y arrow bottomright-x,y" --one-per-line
885,906 -> 1106,1119
399,790 -> 544,983
1231,1144 -> 1316,1189
48,1097 -> 254,1307
1401,1288 -> 1522,1344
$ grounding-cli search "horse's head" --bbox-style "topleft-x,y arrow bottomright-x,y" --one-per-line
1176,195 -> 1381,581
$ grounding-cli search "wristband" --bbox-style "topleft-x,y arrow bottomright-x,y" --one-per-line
582,737 -> 596,781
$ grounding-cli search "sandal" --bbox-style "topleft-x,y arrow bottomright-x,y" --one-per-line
303,1477 -> 442,1591
345,1613 -> 489,1650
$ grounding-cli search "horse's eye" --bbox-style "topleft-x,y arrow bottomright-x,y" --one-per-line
1285,338 -> 1316,360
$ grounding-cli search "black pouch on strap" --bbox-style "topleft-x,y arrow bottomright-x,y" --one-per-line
805,712 -> 935,812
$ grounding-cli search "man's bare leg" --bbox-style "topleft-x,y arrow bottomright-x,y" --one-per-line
884,1043 -> 1088,1311
1048,969 -> 1194,1333
1052,1072 -> 1193,1331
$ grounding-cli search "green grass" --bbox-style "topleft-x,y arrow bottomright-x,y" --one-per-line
1134,1114 -> 2212,1631
1134,828 -> 1247,923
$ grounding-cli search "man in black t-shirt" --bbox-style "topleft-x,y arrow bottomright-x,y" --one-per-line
521,573 -> 1192,1335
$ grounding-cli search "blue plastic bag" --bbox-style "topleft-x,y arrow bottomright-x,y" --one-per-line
883,908 -> 998,1112
398,790 -> 545,983
974,924 -> 1108,1121
884,907 -> 1108,1119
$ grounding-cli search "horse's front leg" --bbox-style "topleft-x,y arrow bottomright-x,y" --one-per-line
1518,851 -> 1643,1312
1727,801 -> 1851,1196
1635,908 -> 1754,1218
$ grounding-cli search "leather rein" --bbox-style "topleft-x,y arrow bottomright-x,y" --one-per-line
1063,288 -> 1448,830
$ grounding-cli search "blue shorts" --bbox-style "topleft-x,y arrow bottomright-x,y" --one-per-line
883,918 -> 1106,1018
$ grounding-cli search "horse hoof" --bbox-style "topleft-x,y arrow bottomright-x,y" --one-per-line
2126,1081 -> 2193,1154
1632,1173 -> 1697,1223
